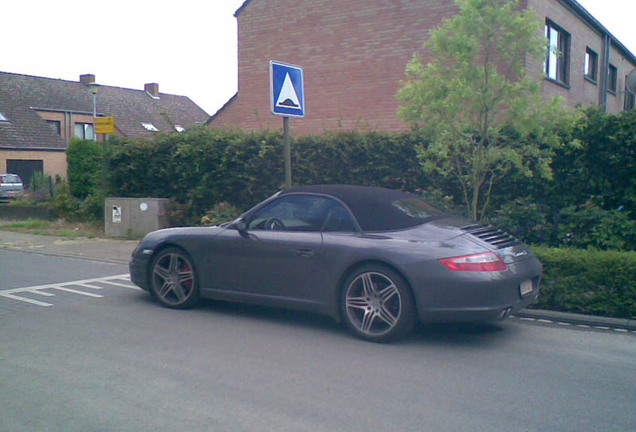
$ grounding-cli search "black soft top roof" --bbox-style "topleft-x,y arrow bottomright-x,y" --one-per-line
280,185 -> 446,231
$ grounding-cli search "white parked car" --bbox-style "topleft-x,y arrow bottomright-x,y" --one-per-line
0,173 -> 24,200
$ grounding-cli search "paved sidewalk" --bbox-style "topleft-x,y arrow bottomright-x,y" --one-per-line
0,230 -> 137,265
1,229 -> 634,331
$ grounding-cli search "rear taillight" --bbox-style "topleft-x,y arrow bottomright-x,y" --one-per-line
438,252 -> 506,272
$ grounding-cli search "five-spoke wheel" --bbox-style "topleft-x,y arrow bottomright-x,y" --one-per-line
150,248 -> 200,309
341,265 -> 415,342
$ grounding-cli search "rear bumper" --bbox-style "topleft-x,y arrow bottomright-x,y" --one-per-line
418,287 -> 539,323
0,190 -> 23,199
411,257 -> 542,323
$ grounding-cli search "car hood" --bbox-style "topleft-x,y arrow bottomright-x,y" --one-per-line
136,225 -> 226,250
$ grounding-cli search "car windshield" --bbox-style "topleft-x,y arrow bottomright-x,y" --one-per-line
1,174 -> 21,183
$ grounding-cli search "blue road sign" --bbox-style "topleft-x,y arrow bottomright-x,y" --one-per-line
270,61 -> 305,118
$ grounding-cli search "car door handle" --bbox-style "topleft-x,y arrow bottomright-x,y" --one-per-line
295,248 -> 315,258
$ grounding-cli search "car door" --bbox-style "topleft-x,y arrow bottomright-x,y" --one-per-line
233,194 -> 334,302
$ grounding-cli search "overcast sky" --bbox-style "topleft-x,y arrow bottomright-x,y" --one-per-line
1,0 -> 634,115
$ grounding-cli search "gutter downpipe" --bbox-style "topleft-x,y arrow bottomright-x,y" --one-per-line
598,34 -> 611,112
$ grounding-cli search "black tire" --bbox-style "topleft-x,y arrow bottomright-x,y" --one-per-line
149,247 -> 200,309
340,265 -> 416,343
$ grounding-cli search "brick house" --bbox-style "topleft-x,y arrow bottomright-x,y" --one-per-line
209,0 -> 636,135
0,72 -> 208,185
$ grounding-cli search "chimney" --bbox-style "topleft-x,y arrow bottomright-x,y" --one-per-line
80,74 -> 96,85
145,83 -> 160,98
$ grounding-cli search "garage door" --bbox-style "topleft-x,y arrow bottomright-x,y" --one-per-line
6,159 -> 43,187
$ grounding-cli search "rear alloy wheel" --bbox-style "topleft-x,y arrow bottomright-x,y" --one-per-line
341,265 -> 416,343
150,248 -> 200,309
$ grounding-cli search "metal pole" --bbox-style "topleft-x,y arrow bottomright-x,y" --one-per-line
283,116 -> 292,188
92,91 -> 97,141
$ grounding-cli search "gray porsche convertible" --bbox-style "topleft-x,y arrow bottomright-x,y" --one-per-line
130,185 -> 541,342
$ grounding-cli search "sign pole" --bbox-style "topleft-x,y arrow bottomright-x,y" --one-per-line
283,116 -> 292,188
270,60 -> 304,189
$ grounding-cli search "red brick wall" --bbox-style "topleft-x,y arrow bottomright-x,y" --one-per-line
607,45 -> 636,113
211,0 -> 458,134
529,0 -> 636,114
211,0 -> 635,134
530,0 -> 604,108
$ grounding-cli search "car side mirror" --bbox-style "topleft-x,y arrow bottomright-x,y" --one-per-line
234,218 -> 248,234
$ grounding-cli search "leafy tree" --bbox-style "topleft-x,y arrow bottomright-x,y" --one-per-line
397,0 -> 578,220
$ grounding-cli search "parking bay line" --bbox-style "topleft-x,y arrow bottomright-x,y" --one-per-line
51,286 -> 104,298
0,292 -> 53,307
0,274 -> 135,307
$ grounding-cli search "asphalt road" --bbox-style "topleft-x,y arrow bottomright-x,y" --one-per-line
1,250 -> 635,432
0,249 -> 127,290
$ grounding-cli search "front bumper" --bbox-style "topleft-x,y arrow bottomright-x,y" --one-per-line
129,250 -> 151,291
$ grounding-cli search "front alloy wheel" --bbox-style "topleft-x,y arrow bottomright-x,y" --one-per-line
341,266 -> 415,342
150,248 -> 200,309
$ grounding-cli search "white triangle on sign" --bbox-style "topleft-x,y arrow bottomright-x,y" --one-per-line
276,73 -> 301,109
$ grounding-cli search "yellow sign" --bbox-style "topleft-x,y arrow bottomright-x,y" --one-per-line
95,116 -> 115,134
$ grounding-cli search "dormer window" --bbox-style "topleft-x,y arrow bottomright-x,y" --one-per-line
174,125 -> 185,133
141,122 -> 158,132
0,111 -> 8,122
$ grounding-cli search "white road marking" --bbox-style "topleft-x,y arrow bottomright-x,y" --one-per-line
0,293 -> 53,307
52,286 -> 104,298
74,283 -> 104,290
512,315 -> 635,334
32,290 -> 56,297
0,274 -> 138,307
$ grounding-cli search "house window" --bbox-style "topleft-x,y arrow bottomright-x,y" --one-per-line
75,122 -> 95,140
608,64 -> 618,94
141,122 -> 158,132
0,110 -> 8,122
544,20 -> 570,85
47,120 -> 61,135
625,80 -> 635,111
584,48 -> 598,83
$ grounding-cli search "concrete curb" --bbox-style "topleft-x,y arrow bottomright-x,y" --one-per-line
513,309 -> 636,331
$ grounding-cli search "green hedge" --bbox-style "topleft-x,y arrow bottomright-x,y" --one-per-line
533,246 -> 636,319
67,111 -> 635,250
106,128 -> 426,224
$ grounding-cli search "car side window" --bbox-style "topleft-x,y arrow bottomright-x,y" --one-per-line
248,195 -> 336,232
320,203 -> 357,232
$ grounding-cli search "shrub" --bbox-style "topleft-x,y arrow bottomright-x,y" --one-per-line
533,247 -> 636,319
49,181 -> 81,220
200,202 -> 243,226
555,204 -> 635,250
66,138 -> 103,199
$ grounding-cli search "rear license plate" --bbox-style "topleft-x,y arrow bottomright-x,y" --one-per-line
520,279 -> 533,297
